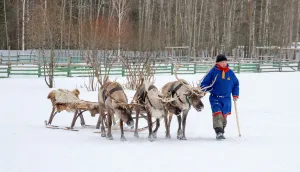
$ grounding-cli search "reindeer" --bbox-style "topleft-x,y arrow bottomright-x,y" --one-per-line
97,80 -> 135,141
131,79 -> 182,141
161,65 -> 217,140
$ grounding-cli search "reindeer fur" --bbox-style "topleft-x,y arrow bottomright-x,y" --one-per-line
133,80 -> 181,141
46,88 -> 99,128
97,81 -> 134,141
162,80 -> 204,140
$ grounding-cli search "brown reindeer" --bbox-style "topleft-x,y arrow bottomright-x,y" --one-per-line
131,79 -> 182,141
98,81 -> 134,141
161,66 -> 217,140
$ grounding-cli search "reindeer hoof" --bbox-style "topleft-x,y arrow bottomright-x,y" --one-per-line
166,135 -> 171,139
120,137 -> 127,142
177,135 -> 184,140
180,136 -> 187,140
107,137 -> 114,140
148,135 -> 155,142
134,132 -> 139,138
153,132 -> 157,139
106,135 -> 113,140
101,133 -> 106,137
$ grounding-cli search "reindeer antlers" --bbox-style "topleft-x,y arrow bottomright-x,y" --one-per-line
169,58 -> 193,90
169,57 -> 217,96
156,94 -> 176,103
199,74 -> 218,92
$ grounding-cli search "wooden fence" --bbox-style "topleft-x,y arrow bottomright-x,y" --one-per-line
0,60 -> 299,78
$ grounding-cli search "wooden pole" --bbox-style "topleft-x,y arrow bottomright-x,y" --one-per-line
234,101 -> 241,137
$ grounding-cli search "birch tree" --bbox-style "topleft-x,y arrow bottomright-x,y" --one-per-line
3,0 -> 9,49
112,0 -> 131,56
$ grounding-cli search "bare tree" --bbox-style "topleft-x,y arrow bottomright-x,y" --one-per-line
60,0 -> 66,50
43,0 -> 54,88
120,53 -> 156,90
22,0 -> 26,50
296,0 -> 300,46
67,0 -> 73,50
112,0 -> 132,56
3,0 -> 9,49
2,0 -> 300,59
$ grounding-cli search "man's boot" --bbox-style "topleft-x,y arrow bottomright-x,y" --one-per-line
213,114 -> 226,140
214,127 -> 225,140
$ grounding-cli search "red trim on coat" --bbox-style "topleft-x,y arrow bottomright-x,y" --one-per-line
223,112 -> 232,118
233,95 -> 239,99
213,111 -> 222,116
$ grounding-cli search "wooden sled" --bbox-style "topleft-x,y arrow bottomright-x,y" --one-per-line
45,88 -> 100,131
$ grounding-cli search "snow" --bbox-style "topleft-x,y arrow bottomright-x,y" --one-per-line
1,72 -> 300,172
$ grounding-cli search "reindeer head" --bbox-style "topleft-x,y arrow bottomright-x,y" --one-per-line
183,87 -> 205,112
105,83 -> 135,127
111,99 -> 135,127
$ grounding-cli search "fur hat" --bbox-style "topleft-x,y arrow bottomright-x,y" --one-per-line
216,54 -> 227,62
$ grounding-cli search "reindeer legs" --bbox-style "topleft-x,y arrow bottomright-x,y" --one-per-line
180,110 -> 188,140
100,110 -> 106,137
152,118 -> 160,139
119,119 -> 127,141
96,112 -> 102,129
168,113 -> 173,129
134,107 -> 140,138
146,108 -> 155,141
106,110 -> 113,140
176,114 -> 183,140
164,110 -> 172,139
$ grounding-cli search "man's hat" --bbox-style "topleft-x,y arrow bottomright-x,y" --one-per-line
216,54 -> 227,62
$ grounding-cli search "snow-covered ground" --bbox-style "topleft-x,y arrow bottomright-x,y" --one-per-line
1,72 -> 300,172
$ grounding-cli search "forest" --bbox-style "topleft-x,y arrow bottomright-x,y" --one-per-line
0,0 -> 300,57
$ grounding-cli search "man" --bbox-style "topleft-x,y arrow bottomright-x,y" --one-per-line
200,54 -> 239,140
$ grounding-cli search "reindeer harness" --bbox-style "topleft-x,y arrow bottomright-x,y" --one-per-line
102,83 -> 124,102
137,85 -> 157,109
168,82 -> 191,108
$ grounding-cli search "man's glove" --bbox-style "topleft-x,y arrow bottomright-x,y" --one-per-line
233,96 -> 239,102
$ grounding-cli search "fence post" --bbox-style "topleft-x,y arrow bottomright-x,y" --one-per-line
122,65 -> 125,77
298,61 -> 300,71
38,64 -> 41,77
67,56 -> 71,77
237,62 -> 241,73
194,63 -> 196,74
171,64 -> 174,75
279,59 -> 282,72
257,61 -> 261,73
7,64 -> 11,77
